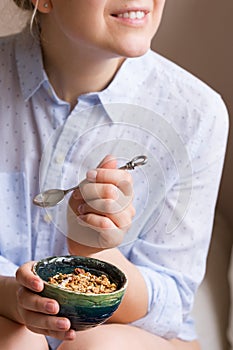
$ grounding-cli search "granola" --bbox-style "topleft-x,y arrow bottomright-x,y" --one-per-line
48,267 -> 117,294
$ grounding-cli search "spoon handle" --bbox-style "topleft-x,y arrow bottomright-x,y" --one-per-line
63,184 -> 80,195
119,155 -> 147,170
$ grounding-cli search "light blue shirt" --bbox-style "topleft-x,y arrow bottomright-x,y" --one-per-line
0,26 -> 229,346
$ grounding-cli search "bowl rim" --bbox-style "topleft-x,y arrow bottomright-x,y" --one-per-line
32,255 -> 128,297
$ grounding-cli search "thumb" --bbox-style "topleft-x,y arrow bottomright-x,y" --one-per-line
97,154 -> 117,169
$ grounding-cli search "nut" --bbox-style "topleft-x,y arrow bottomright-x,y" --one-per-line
48,267 -> 117,294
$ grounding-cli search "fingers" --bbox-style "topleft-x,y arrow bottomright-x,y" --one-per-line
28,326 -> 75,341
78,197 -> 126,216
73,170 -> 133,201
71,167 -> 134,223
78,200 -> 135,228
20,309 -> 70,333
74,182 -> 119,202
28,326 -> 76,341
15,262 -> 75,341
22,311 -> 74,341
67,155 -> 135,249
17,287 -> 59,315
77,184 -> 131,211
87,168 -> 133,197
76,214 -> 125,248
96,154 -> 117,169
16,261 -> 44,292
16,284 -> 75,341
73,170 -> 133,211
71,188 -> 135,231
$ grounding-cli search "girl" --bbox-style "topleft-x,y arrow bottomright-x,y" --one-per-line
0,1 -> 229,349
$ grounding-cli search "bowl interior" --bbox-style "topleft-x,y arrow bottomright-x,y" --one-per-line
33,255 -> 127,294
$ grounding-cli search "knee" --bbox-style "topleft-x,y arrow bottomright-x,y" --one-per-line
59,325 -> 121,350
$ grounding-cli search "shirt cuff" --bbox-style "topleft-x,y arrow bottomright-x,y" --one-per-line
130,265 -> 183,339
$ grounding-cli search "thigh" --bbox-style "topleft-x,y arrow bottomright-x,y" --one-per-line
0,316 -> 49,350
58,324 -> 200,350
171,339 -> 201,350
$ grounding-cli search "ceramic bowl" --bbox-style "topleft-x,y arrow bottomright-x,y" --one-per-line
33,255 -> 127,331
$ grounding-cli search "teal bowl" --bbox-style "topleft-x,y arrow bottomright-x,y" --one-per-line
33,255 -> 127,331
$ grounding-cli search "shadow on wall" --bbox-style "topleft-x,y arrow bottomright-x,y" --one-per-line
152,0 -> 233,226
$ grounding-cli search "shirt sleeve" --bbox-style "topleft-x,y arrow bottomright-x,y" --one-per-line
129,94 -> 229,339
0,256 -> 19,276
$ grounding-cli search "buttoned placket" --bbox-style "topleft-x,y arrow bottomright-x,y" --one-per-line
33,97 -> 109,260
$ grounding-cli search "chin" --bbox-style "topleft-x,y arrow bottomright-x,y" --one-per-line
114,43 -> 150,59
115,37 -> 152,58
124,47 -> 150,58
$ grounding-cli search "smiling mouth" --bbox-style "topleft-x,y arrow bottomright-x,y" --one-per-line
112,11 -> 147,20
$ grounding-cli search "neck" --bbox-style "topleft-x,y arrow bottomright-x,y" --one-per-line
40,32 -> 124,109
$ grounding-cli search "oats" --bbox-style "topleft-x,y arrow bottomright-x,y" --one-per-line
48,268 -> 117,294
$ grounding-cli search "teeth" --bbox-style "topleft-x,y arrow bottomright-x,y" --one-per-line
117,11 -> 145,19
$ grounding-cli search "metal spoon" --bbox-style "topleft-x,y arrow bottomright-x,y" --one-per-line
33,155 -> 147,208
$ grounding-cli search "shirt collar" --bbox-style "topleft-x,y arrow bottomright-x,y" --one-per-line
15,25 -> 154,121
98,50 -> 154,122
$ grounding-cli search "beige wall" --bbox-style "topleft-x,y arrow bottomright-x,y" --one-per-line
0,0 -> 29,35
153,0 -> 233,227
1,0 -> 233,226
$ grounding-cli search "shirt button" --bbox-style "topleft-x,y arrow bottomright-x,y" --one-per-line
47,87 -> 53,98
43,213 -> 53,223
55,153 -> 65,164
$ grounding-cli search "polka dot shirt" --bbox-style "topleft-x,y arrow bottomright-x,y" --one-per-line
0,26 -> 229,344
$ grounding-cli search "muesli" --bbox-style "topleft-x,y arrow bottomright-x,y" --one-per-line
48,267 -> 117,294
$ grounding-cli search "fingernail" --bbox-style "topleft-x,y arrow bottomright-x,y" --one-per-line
86,170 -> 97,182
57,319 -> 69,330
65,329 -> 76,340
45,301 -> 56,313
78,204 -> 84,214
31,280 -> 41,291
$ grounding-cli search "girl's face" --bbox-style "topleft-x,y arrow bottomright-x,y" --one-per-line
42,0 -> 166,58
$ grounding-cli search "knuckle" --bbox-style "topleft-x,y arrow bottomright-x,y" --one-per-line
44,316 -> 53,330
15,265 -> 27,284
130,205 -> 136,218
16,287 -> 26,306
80,183 -> 89,199
118,195 -> 132,211
122,216 -> 132,229
99,216 -> 111,230
85,213 -> 95,223
83,213 -> 99,228
16,286 -> 23,299
118,180 -> 133,197
103,199 -> 116,213
21,310 -> 31,325
34,297 -> 43,312
122,171 -> 132,183
103,184 -> 117,199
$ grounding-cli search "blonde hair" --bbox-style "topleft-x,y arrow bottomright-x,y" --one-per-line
13,0 -> 34,11
13,0 -> 40,35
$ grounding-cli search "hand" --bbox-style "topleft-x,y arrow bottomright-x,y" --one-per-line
67,155 -> 135,254
15,261 -> 76,341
